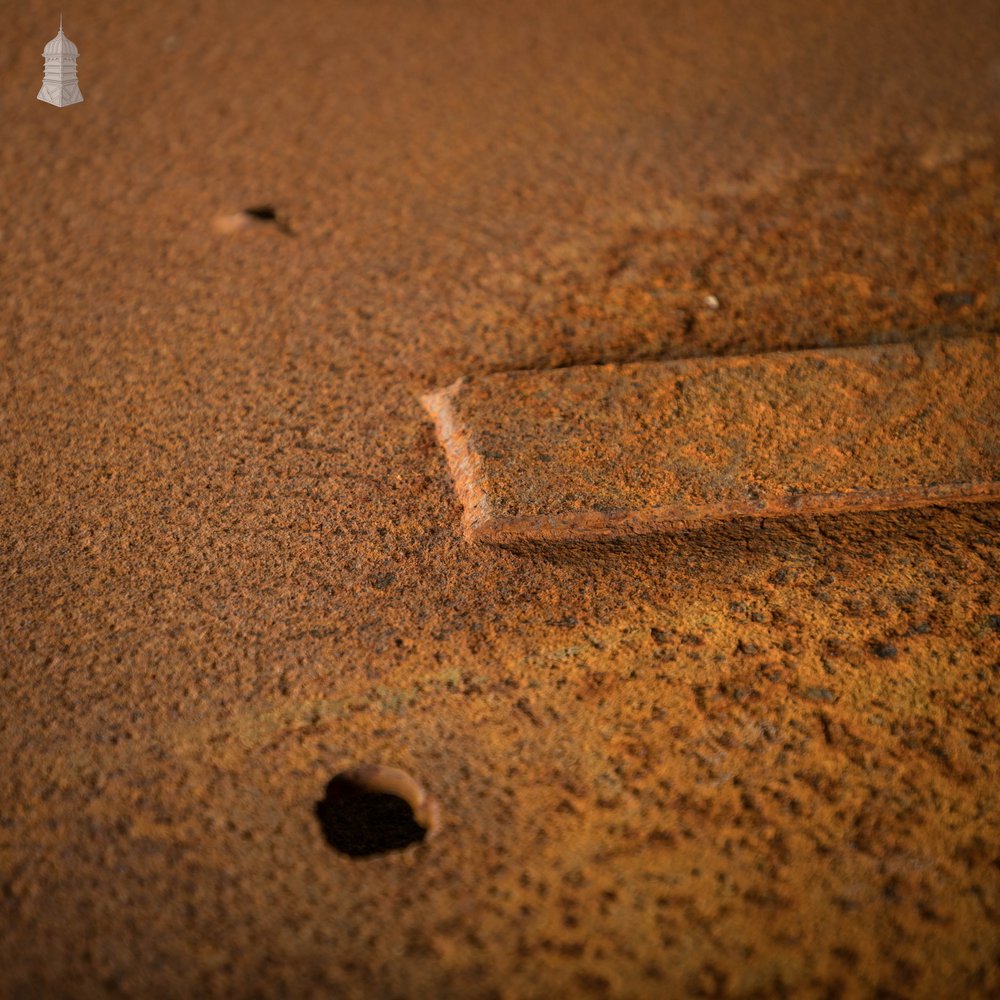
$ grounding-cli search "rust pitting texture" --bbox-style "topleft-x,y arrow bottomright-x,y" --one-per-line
424,334 -> 1000,545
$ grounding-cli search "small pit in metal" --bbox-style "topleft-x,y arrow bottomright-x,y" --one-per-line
315,764 -> 441,858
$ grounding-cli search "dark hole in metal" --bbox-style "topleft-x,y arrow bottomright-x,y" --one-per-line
315,775 -> 428,858
244,205 -> 277,221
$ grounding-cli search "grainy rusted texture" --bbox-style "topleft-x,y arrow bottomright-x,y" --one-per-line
424,335 -> 1000,544
3,0 -> 1000,997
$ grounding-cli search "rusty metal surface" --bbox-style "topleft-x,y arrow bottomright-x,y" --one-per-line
3,1 -> 1000,997
425,335 -> 1000,544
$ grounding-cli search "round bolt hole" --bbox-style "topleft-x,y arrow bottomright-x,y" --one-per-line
315,765 -> 441,858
